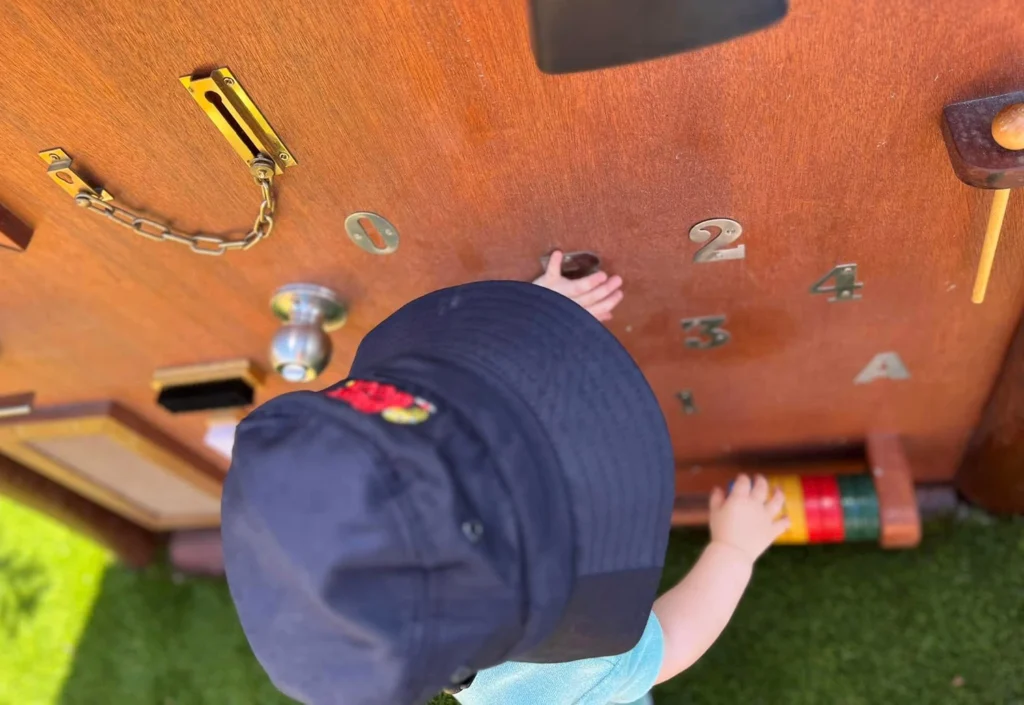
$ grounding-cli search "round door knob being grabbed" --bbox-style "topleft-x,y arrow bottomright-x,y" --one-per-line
269,283 -> 347,383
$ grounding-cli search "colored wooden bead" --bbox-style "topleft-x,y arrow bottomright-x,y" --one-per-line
770,475 -> 809,544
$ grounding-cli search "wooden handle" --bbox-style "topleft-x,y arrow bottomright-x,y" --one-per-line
972,188 -> 1011,304
866,434 -> 922,549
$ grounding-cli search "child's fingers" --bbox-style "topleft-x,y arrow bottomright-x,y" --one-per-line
567,269 -> 609,295
575,275 -> 623,308
597,311 -> 613,322
751,474 -> 770,502
731,474 -> 752,498
545,250 -> 564,278
772,516 -> 792,537
709,486 -> 726,511
586,290 -> 624,319
766,488 -> 786,517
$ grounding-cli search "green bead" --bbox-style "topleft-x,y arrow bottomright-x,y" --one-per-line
838,475 -> 880,542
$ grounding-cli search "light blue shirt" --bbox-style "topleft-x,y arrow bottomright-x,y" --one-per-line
456,612 -> 663,705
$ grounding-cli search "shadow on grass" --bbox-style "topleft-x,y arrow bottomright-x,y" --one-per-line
0,543 -> 50,638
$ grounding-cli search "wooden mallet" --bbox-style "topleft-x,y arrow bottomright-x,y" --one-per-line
972,103 -> 1024,304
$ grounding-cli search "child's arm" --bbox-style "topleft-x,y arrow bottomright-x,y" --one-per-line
653,474 -> 789,684
533,250 -> 624,321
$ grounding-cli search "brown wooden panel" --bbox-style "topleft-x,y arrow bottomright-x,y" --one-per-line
0,402 -> 223,530
1,1 -> 1023,488
957,312 -> 1024,513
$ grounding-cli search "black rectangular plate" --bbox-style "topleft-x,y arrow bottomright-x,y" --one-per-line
529,0 -> 788,74
157,379 -> 255,414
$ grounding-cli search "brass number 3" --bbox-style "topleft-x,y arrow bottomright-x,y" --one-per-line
689,218 -> 745,263
681,315 -> 731,349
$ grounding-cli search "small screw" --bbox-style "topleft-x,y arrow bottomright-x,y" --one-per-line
840,290 -> 852,298
279,152 -> 289,161
49,153 -> 61,162
461,520 -> 484,542
223,77 -> 236,86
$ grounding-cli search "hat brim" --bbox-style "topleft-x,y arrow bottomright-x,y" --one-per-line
351,281 -> 674,661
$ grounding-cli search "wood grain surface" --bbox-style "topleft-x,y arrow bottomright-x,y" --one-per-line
957,311 -> 1024,513
1,0 -> 1023,495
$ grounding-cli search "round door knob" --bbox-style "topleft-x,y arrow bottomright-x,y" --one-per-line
269,284 -> 347,383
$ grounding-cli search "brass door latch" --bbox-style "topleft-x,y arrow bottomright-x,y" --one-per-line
39,67 -> 295,256
180,68 -> 296,174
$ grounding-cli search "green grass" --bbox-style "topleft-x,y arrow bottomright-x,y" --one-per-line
0,497 -> 111,705
652,515 -> 1024,705
0,495 -> 1021,705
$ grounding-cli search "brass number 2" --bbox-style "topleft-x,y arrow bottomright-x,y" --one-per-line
681,315 -> 731,349
690,218 -> 745,263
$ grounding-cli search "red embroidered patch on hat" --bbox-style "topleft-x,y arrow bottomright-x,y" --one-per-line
327,380 -> 436,425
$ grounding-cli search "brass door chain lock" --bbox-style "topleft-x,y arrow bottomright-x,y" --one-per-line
39,68 -> 295,256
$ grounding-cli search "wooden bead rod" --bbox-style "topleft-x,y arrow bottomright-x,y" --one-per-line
972,188 -> 1011,304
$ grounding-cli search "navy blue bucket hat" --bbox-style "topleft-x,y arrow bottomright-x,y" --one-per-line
222,281 -> 674,705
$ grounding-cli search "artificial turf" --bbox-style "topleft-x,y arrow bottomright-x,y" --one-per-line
0,495 -> 1021,705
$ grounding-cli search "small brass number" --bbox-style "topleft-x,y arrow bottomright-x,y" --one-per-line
810,264 -> 863,302
681,315 -> 730,349
689,218 -> 745,263
676,390 -> 698,415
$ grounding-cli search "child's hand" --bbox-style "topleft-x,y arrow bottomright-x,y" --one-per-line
533,250 -> 624,321
708,474 -> 789,563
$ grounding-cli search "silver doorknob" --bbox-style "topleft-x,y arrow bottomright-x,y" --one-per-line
269,284 -> 347,383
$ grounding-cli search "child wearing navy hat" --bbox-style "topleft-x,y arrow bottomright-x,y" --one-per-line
221,251 -> 789,705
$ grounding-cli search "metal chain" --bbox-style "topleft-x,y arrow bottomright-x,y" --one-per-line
73,154 -> 278,256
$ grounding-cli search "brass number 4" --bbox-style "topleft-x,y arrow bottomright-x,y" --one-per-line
810,264 -> 864,302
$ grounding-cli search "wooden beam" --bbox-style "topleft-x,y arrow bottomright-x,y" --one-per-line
866,434 -> 922,548
169,529 -> 224,576
0,204 -> 33,252
957,312 -> 1024,514
0,451 -> 160,567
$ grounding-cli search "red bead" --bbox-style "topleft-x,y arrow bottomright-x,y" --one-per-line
801,475 -> 824,543
818,475 -> 845,543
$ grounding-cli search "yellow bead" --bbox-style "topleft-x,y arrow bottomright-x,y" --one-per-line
771,475 -> 809,544
992,103 -> 1024,151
